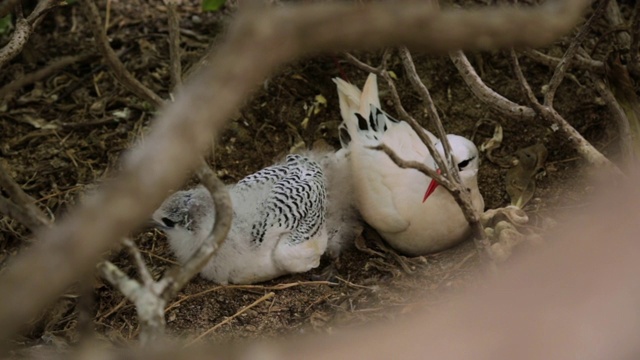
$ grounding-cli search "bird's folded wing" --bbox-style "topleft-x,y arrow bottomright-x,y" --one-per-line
250,155 -> 327,245
352,149 -> 410,234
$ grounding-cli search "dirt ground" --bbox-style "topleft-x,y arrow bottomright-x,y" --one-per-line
0,0 -> 628,349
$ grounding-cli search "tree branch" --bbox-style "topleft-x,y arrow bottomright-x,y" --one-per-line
166,0 -> 182,90
0,0 -> 57,69
510,49 -> 622,174
0,162 -> 50,232
543,0 -> 609,107
520,48 -> 603,73
397,47 -> 490,258
78,0 -> 164,107
449,50 -> 536,119
0,53 -> 96,100
98,164 -> 231,345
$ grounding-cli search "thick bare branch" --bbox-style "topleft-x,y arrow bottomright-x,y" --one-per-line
0,10 -> 30,69
0,162 -> 50,232
78,0 -> 164,107
450,51 -> 536,119
0,0 -> 593,351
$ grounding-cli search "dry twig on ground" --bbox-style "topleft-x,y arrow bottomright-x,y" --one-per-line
0,162 -> 51,233
0,53 -> 96,100
78,0 -> 164,107
0,0 -> 58,69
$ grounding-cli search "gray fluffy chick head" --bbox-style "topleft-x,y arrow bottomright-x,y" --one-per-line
152,185 -> 215,262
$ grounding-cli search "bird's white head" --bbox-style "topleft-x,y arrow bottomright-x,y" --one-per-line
423,135 -> 480,202
152,186 -> 215,262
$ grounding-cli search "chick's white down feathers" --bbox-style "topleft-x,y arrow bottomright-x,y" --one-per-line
153,151 -> 360,284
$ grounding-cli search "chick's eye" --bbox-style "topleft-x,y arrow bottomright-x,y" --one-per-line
161,217 -> 176,228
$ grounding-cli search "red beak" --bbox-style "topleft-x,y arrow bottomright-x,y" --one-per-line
423,169 -> 441,203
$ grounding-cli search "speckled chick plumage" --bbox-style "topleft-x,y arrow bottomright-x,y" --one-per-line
153,154 -> 330,285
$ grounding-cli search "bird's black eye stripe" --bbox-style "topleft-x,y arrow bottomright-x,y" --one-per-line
457,156 -> 476,171
161,217 -> 176,228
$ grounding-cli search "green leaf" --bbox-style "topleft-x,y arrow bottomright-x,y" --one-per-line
0,14 -> 12,35
202,0 -> 225,12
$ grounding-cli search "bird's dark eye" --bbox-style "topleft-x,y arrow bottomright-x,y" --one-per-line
458,156 -> 477,171
161,217 -> 176,228
457,159 -> 470,171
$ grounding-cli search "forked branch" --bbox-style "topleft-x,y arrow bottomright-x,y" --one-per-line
98,162 -> 231,345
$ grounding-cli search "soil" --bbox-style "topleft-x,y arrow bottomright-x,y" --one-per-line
0,0 -> 627,349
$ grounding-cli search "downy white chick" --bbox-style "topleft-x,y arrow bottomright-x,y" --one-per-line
153,152 -> 359,284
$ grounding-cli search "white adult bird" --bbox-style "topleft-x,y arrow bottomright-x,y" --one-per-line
334,73 -> 484,256
153,151 -> 358,285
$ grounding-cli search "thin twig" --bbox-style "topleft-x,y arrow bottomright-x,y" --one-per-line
398,47 -> 456,181
161,162 -> 232,300
591,75 -> 634,164
398,47 -> 490,257
544,0 -> 610,107
0,53 -> 96,99
0,196 -> 44,233
97,164 -> 231,345
345,52 -> 449,175
370,144 -> 453,196
123,239 -> 155,286
187,292 -> 275,346
166,0 -> 182,90
165,281 -> 335,312
520,48 -> 603,73
78,0 -> 164,107
510,50 -> 623,174
509,49 -> 540,107
0,162 -> 50,231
